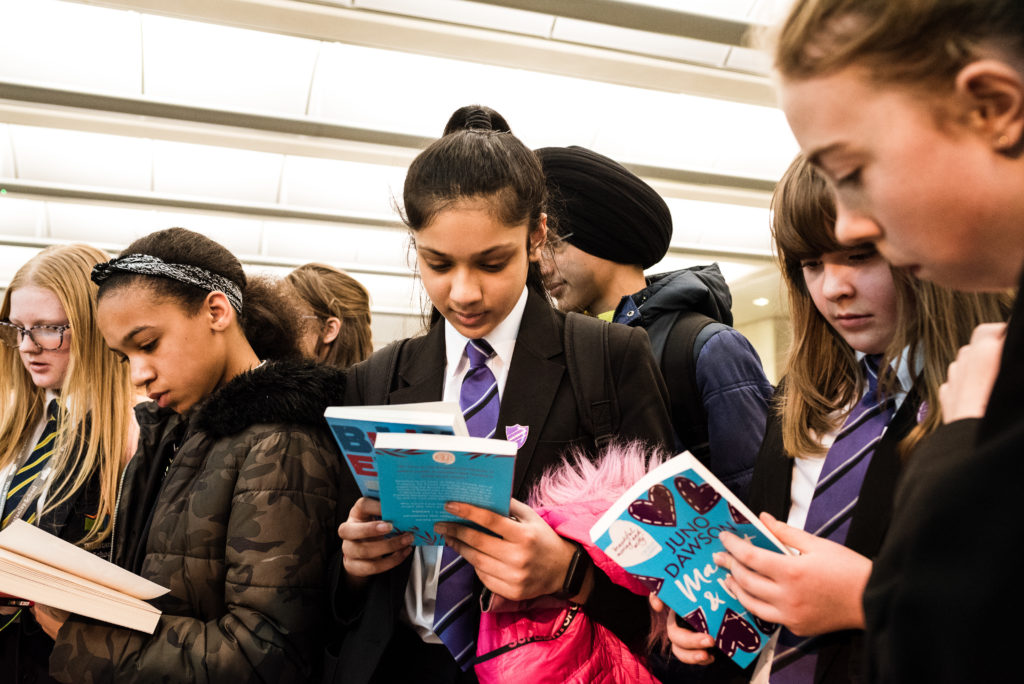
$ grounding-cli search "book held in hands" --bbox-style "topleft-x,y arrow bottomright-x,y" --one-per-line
373,432 -> 517,546
590,452 -> 791,668
0,519 -> 168,633
324,402 -> 469,498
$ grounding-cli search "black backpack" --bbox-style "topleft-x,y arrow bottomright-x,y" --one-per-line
643,310 -> 728,459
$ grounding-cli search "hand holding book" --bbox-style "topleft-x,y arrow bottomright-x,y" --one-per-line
714,512 -> 872,636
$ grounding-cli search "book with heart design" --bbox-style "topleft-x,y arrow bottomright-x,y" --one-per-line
589,451 -> 790,668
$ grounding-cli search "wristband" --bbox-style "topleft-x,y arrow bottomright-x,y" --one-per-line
553,540 -> 591,600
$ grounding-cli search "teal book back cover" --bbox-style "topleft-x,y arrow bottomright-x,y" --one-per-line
590,452 -> 788,668
374,432 -> 517,546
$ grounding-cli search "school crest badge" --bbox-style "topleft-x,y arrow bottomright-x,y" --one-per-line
505,424 -> 528,449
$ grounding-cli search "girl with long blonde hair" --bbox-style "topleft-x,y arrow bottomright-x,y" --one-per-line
0,243 -> 135,682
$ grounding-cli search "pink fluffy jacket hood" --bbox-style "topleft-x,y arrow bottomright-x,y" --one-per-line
473,442 -> 664,684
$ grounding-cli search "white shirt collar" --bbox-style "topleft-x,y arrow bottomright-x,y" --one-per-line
444,286 -> 529,371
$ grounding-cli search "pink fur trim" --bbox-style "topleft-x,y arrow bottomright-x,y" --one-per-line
526,440 -> 666,508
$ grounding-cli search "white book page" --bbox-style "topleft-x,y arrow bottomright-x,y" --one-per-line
0,520 -> 168,599
324,402 -> 468,437
373,432 -> 517,455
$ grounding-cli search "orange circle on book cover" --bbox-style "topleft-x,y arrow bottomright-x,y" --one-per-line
432,451 -> 456,464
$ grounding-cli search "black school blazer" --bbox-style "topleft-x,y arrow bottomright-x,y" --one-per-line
325,289 -> 675,684
743,386 -> 920,684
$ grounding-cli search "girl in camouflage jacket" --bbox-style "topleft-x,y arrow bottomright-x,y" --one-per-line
32,228 -> 346,683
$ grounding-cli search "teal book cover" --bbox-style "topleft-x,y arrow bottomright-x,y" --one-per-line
374,432 -> 517,546
590,452 -> 790,668
324,402 -> 468,498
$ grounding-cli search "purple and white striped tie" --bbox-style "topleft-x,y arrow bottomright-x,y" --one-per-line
434,338 -> 499,669
772,355 -> 897,682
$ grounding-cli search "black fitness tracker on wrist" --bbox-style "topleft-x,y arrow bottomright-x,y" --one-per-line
554,540 -> 591,600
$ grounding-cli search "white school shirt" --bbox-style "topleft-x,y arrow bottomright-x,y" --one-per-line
402,286 -> 529,643
750,349 -> 918,683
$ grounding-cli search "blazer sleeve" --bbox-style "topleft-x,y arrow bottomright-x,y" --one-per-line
50,428 -> 343,684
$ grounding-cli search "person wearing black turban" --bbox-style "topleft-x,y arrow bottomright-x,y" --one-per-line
536,141 -> 771,508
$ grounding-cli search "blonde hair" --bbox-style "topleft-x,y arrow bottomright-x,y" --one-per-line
771,157 -> 1010,459
774,0 -> 1024,88
286,263 -> 373,369
0,244 -> 134,547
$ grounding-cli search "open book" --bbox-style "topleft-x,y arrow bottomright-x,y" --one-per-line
374,432 -> 517,545
325,402 -> 469,498
590,452 -> 791,668
0,520 -> 168,633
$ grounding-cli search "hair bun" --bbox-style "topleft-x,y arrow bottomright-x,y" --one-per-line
442,105 -> 512,136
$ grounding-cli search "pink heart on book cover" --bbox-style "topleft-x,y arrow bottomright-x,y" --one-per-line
681,607 -> 708,635
630,573 -> 664,594
715,608 -> 761,658
674,476 -> 722,515
728,503 -> 749,525
628,484 -> 677,527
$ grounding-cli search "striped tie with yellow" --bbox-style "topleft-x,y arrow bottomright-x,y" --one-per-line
3,399 -> 59,528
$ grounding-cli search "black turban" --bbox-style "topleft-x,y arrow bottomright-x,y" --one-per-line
536,145 -> 672,269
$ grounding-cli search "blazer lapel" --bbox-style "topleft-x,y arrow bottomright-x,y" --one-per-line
388,323 -> 446,405
498,291 -> 565,495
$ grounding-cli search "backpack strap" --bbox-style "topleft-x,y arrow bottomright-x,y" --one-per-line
646,310 -> 728,458
563,312 -> 619,450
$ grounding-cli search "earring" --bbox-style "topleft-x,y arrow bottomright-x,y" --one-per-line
997,134 -> 1011,149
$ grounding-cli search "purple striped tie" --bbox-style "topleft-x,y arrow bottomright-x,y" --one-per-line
433,339 -> 499,669
772,356 -> 896,682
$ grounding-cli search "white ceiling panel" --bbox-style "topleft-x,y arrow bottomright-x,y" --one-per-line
11,125 -> 152,191
0,197 -> 45,237
724,46 -> 772,75
748,0 -> 794,23
308,42 -> 605,146
665,197 -> 772,252
648,254 -> 765,284
261,221 -> 363,262
710,106 -> 797,179
0,245 -> 44,285
281,155 -> 405,216
356,272 -> 423,309
151,211 -> 265,256
0,0 -> 141,94
355,0 -> 554,37
141,14 -> 320,116
351,226 -> 411,266
0,125 -> 15,177
152,140 -> 284,204
46,202 -> 158,245
618,0 -> 757,20
552,18 -> 730,66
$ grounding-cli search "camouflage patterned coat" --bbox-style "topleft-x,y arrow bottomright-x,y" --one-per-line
49,361 -> 346,683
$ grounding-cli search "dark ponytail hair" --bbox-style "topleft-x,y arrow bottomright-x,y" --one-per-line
96,227 -> 304,360
403,105 -> 549,325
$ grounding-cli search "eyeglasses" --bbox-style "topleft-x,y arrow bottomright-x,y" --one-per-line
0,322 -> 72,351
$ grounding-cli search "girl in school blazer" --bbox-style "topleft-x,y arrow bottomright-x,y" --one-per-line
653,157 -> 1009,684
328,105 -> 675,684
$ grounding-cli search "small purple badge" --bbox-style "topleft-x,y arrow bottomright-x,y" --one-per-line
916,401 -> 929,425
505,424 -> 529,449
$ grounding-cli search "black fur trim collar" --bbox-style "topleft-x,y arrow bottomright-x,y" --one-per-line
193,359 -> 346,438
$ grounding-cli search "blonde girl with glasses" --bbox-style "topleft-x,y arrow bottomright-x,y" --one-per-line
0,243 -> 135,683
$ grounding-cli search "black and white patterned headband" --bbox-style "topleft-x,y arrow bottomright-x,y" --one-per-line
91,253 -> 244,313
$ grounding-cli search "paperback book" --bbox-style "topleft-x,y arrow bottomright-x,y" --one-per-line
590,452 -> 790,668
324,402 -> 468,498
373,432 -> 517,546
0,520 -> 168,633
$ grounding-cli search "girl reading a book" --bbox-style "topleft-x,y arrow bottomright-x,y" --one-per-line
652,156 -> 1008,683
30,227 -> 347,683
0,244 -> 135,684
772,3 -> 1024,681
328,105 -> 675,683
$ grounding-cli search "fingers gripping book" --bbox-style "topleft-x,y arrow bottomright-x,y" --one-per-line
590,452 -> 791,668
